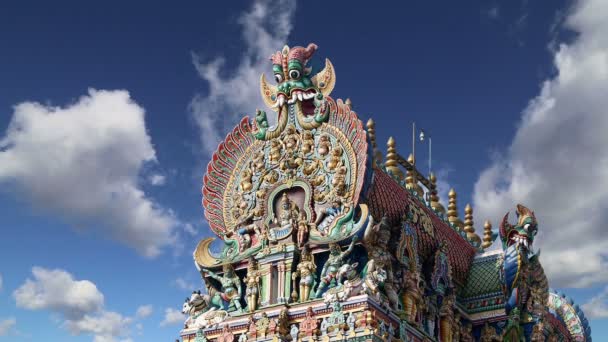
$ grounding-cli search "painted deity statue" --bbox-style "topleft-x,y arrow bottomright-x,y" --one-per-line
363,216 -> 399,309
244,257 -> 261,312
202,264 -> 243,313
314,236 -> 358,298
296,211 -> 309,248
292,245 -> 317,302
439,294 -> 455,342
274,193 -> 300,231
401,267 -> 423,325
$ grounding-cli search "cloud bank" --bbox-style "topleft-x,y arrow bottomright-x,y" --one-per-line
0,89 -> 179,257
14,267 -> 135,342
473,0 -> 608,288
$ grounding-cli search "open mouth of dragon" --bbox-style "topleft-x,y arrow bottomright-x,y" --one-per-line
507,231 -> 532,250
274,89 -> 318,116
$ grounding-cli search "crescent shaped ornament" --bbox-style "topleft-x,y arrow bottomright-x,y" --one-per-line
311,58 -> 336,96
260,73 -> 278,111
194,237 -> 222,268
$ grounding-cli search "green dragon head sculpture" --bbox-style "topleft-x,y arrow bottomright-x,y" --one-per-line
500,204 -> 538,253
256,43 -> 335,139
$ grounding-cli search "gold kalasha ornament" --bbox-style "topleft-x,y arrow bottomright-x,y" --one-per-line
366,119 -> 383,165
405,154 -> 424,196
464,204 -> 481,245
447,188 -> 464,230
385,137 -> 404,181
429,173 -> 445,214
482,220 -> 494,249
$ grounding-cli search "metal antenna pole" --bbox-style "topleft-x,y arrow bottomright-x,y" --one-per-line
412,122 -> 415,163
429,137 -> 432,175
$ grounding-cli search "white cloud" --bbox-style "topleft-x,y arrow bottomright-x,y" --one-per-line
135,305 -> 153,319
473,0 -> 608,288
582,286 -> 608,319
14,267 -> 104,319
148,174 -> 166,186
0,318 -> 16,336
173,277 -> 195,291
0,89 -> 179,257
190,0 -> 296,155
160,308 -> 184,327
64,311 -> 133,342
14,267 -> 135,341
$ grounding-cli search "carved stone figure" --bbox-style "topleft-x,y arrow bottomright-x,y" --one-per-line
439,294 -> 455,342
301,131 -> 314,155
363,216 -> 399,309
217,325 -> 234,342
401,268 -> 422,324
274,193 -> 299,231
202,264 -> 243,312
292,246 -> 317,302
296,211 -> 309,248
315,236 -> 357,298
328,145 -> 343,170
244,257 -> 261,312
332,166 -> 347,197
277,308 -> 290,337
317,134 -> 331,156
299,307 -> 318,337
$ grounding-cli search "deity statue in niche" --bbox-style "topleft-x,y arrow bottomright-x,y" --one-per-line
273,193 -> 300,231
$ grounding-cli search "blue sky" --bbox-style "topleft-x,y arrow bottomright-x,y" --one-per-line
0,0 -> 607,340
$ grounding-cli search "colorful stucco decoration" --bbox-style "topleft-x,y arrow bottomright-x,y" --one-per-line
179,43 -> 592,342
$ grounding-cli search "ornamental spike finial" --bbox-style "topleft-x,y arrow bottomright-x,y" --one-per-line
482,220 -> 494,249
405,154 -> 424,195
429,173 -> 445,213
385,137 -> 404,181
447,188 -> 464,230
367,119 -> 383,165
464,204 -> 482,245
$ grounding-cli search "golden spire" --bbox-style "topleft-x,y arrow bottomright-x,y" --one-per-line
447,188 -> 464,230
385,137 -> 404,181
366,119 -> 383,165
482,220 -> 494,249
429,173 -> 445,213
405,154 -> 424,195
464,204 -> 482,245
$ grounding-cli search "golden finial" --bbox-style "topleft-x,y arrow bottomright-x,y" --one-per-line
429,173 -> 445,213
464,204 -> 482,245
447,188 -> 464,230
482,220 -> 494,249
366,119 -> 383,165
405,154 -> 424,195
385,137 -> 404,181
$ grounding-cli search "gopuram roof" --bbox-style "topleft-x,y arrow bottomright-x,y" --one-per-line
179,43 -> 592,342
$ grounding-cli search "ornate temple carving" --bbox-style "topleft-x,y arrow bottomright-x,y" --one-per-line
177,43 -> 592,342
